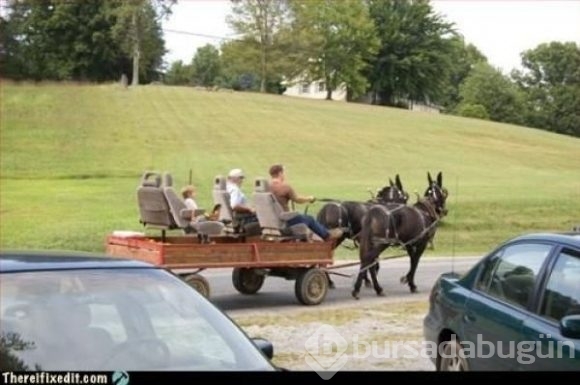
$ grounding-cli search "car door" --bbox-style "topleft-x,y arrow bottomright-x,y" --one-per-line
462,242 -> 554,370
519,246 -> 580,371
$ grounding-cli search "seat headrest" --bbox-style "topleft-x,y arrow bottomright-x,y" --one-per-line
254,178 -> 270,192
214,175 -> 227,190
141,171 -> 162,187
163,172 -> 173,187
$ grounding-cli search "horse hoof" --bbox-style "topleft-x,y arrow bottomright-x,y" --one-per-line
400,276 -> 408,284
329,282 -> 336,290
410,287 -> 418,294
351,291 -> 360,300
364,281 -> 372,288
377,290 -> 385,297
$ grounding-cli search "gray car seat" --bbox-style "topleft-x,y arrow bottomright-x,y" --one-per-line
161,173 -> 226,241
251,177 -> 311,242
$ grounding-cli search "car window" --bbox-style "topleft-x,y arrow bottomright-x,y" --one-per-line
0,268 -> 275,371
475,243 -> 553,309
539,248 -> 580,322
88,303 -> 127,344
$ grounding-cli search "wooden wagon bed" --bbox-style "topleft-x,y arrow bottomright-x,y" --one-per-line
105,232 -> 336,306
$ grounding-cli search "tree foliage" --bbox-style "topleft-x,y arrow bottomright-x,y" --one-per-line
289,0 -> 379,100
1,0 -> 124,81
164,60 -> 193,85
458,62 -> 525,125
438,36 -> 488,113
191,44 -> 222,87
456,103 -> 489,120
512,41 -> 580,137
108,0 -> 175,86
365,0 -> 457,106
0,0 -> 171,83
227,0 -> 292,92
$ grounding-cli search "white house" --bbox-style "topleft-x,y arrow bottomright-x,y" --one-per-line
282,78 -> 348,101
282,77 -> 441,113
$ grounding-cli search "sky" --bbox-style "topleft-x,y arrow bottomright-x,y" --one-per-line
160,0 -> 580,75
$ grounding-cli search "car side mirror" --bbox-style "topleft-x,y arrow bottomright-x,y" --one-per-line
560,314 -> 580,339
252,337 -> 274,360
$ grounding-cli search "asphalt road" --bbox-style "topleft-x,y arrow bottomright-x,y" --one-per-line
174,255 -> 482,315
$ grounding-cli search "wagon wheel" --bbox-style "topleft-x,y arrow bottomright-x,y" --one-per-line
184,273 -> 211,299
232,268 -> 265,295
295,268 -> 328,306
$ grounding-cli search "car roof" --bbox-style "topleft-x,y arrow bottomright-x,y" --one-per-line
0,249 -> 156,272
507,232 -> 580,248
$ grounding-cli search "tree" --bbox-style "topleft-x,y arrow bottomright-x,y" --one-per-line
0,0 -> 127,81
227,0 -> 291,93
164,60 -> 193,85
290,0 -> 379,100
512,41 -> 580,137
365,0 -> 457,106
456,104 -> 489,120
191,44 -> 222,87
458,62 -> 525,125
0,0 -> 170,83
439,36 -> 487,113
219,38 -> 261,91
110,0 -> 175,86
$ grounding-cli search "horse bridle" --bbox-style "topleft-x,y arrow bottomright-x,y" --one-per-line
425,183 -> 447,216
376,185 -> 408,205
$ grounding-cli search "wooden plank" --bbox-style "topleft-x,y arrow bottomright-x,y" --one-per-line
252,240 -> 334,263
105,243 -> 163,265
161,260 -> 333,269
105,234 -> 335,269
163,243 -> 257,265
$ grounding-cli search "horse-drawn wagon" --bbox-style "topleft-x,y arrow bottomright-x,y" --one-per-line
105,170 -> 448,305
105,171 -> 337,306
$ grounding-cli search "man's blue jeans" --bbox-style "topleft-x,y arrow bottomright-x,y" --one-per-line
286,214 -> 329,240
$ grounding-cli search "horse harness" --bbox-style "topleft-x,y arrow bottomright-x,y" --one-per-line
326,201 -> 354,238
371,198 -> 441,248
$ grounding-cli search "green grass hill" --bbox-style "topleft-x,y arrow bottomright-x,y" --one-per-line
1,81 -> 579,258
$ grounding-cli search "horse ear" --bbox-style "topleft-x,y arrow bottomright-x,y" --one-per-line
389,178 -> 394,187
427,172 -> 433,185
396,174 -> 403,190
437,172 -> 443,187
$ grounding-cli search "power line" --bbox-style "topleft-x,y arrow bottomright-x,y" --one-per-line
162,28 -> 241,42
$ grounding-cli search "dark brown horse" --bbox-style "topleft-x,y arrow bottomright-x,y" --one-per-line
316,175 -> 409,287
352,172 -> 448,299
317,175 -> 409,248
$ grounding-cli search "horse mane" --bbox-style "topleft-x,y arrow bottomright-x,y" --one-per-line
414,197 -> 439,221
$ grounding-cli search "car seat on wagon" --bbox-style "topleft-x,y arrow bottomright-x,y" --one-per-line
251,177 -> 313,242
161,172 -> 226,240
211,175 -> 261,237
136,171 -> 175,231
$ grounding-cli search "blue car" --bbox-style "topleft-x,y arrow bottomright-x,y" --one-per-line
0,250 -> 279,371
423,232 -> 580,371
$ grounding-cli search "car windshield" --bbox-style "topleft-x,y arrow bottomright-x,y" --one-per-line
0,267 -> 275,371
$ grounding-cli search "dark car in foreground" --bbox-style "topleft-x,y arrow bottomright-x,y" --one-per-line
0,250 -> 278,371
423,232 -> 580,371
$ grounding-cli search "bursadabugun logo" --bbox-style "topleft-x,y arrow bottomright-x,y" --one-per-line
304,324 -> 349,380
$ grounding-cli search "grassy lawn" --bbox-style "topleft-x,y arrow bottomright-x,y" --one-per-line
1,81 -> 579,256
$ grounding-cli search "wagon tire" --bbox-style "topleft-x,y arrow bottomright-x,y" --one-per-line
184,273 -> 211,299
232,268 -> 265,295
295,268 -> 328,306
